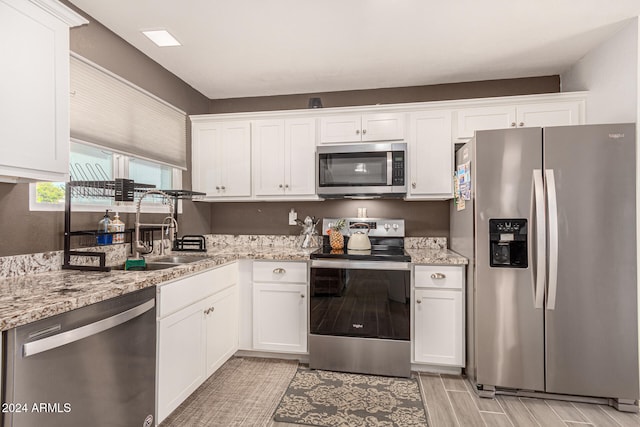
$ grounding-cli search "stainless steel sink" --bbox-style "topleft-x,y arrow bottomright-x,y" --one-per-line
151,255 -> 210,264
112,254 -> 210,271
111,262 -> 180,271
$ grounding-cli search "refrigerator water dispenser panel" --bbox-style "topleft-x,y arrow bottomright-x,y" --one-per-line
489,219 -> 528,268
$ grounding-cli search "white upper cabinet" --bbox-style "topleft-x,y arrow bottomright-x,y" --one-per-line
515,101 -> 582,128
192,120 -> 251,198
252,118 -> 316,197
190,93 -> 586,202
0,0 -> 86,183
407,110 -> 453,199
456,99 -> 584,139
319,113 -> 405,143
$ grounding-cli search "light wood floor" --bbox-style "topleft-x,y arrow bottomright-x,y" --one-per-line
272,372 -> 640,427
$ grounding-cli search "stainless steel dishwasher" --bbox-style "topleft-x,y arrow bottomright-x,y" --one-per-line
2,286 -> 156,427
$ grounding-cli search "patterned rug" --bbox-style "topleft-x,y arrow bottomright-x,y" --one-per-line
274,369 -> 428,426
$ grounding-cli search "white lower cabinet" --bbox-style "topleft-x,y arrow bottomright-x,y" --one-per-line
157,300 -> 206,422
252,261 -> 308,353
156,264 -> 239,424
204,286 -> 239,376
413,265 -> 465,367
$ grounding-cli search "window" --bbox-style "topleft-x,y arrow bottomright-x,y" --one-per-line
30,141 -> 182,212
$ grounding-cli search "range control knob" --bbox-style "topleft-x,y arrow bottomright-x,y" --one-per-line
384,224 -> 391,231
392,224 -> 399,230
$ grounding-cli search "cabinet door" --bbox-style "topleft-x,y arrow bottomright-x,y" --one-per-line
361,113 -> 405,141
319,115 -> 361,143
204,285 -> 239,376
157,301 -> 206,423
253,283 -> 307,353
285,118 -> 316,195
516,102 -> 582,128
414,289 -> 463,366
252,120 -> 286,196
408,111 -> 453,198
220,121 -> 252,197
456,106 -> 516,139
0,0 -> 72,182
192,122 -> 223,197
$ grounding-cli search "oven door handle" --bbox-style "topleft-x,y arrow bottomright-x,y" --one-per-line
310,259 -> 411,271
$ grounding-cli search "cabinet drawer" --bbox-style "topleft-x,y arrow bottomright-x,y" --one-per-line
159,263 -> 238,318
414,265 -> 463,289
252,261 -> 307,283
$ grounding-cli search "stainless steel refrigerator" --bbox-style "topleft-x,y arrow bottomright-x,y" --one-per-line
451,124 -> 639,411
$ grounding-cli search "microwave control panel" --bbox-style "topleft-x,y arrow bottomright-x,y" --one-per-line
392,151 -> 405,186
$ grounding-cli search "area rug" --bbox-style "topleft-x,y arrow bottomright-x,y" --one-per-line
273,369 -> 428,426
161,357 -> 298,427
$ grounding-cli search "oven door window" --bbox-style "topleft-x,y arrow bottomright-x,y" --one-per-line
310,267 -> 410,340
318,152 -> 388,187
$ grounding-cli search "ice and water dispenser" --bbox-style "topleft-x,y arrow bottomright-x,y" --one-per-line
489,219 -> 528,268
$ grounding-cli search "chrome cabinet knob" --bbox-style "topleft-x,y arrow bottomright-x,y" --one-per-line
362,129 -> 367,134
416,299 -> 422,304
356,129 -> 360,135
273,268 -> 286,274
215,186 -> 220,190
519,122 -> 525,127
221,186 -> 226,190
511,122 -> 516,127
279,184 -> 283,188
431,273 -> 446,279
285,184 -> 289,189
412,182 -> 417,189
300,294 -> 305,298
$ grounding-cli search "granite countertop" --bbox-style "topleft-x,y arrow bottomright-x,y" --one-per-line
0,245 -> 465,331
406,248 -> 468,265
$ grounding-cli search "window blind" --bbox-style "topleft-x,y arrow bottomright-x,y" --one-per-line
70,54 -> 187,170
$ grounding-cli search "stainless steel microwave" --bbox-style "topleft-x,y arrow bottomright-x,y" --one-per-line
316,142 -> 407,198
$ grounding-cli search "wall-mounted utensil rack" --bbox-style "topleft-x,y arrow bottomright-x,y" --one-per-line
63,178 -> 157,272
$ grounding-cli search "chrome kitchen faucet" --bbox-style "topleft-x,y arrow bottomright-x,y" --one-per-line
133,189 -> 178,259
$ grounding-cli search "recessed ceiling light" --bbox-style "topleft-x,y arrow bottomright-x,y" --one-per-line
142,30 -> 181,47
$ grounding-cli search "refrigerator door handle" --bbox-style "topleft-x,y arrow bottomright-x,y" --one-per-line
531,169 -> 546,309
545,169 -> 559,310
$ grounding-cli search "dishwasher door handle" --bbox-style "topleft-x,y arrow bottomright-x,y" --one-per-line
23,298 -> 155,358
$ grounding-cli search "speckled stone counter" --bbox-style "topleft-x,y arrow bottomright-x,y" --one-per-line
0,246 -> 314,331
406,248 -> 468,265
0,236 -> 466,331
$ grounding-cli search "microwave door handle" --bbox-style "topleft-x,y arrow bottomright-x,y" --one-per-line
386,151 -> 392,185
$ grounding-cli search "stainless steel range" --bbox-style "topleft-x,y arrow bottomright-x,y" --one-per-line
309,218 -> 411,377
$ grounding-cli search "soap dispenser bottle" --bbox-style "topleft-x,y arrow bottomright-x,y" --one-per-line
109,212 -> 125,244
97,210 -> 112,245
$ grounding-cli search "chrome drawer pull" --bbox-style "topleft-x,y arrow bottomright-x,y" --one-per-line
431,273 -> 446,279
273,268 -> 286,274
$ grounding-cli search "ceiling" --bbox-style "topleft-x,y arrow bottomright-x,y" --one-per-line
68,0 -> 640,100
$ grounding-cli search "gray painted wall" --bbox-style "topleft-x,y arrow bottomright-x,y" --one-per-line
0,2 -> 560,257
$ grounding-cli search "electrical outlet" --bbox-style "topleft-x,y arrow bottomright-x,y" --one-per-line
288,208 -> 297,225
